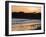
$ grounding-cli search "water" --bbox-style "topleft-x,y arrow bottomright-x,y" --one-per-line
12,18 -> 41,25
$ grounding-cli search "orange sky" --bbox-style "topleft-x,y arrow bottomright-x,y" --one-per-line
12,5 -> 41,13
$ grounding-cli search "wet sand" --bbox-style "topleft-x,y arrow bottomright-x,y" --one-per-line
12,19 -> 41,31
12,23 -> 41,31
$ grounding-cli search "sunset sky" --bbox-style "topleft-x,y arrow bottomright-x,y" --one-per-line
12,5 -> 41,13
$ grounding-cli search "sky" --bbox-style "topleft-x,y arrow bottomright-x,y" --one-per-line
12,5 -> 41,13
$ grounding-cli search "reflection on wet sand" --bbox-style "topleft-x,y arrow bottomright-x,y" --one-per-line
12,19 -> 41,31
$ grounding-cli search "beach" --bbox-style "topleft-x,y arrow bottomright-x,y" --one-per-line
12,18 -> 41,31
